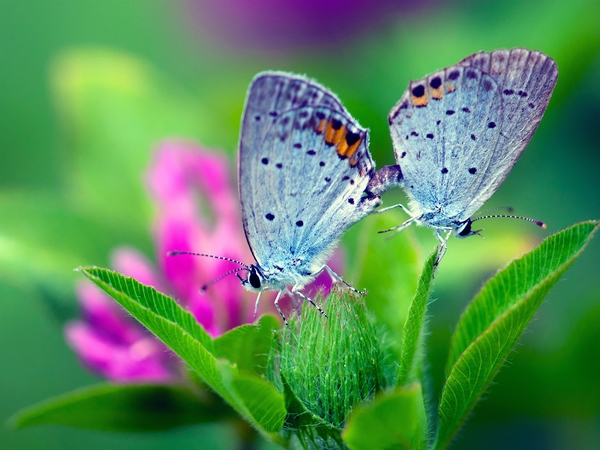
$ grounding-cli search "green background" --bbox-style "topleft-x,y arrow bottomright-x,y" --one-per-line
1,0 -> 599,448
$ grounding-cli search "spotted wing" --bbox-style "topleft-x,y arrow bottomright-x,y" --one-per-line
239,72 -> 379,272
388,48 -> 558,223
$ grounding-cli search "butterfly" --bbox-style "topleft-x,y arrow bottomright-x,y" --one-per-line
378,48 -> 558,262
172,72 -> 382,321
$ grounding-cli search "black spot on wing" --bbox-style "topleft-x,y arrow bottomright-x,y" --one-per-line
266,213 -> 275,221
430,77 -> 442,88
412,85 -> 425,97
261,157 -> 269,165
345,131 -> 361,146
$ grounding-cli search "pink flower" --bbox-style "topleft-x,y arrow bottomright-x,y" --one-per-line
148,141 -> 256,334
65,252 -> 179,384
66,140 -> 343,383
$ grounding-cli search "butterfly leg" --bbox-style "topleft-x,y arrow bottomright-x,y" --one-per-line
273,289 -> 289,326
253,290 -> 264,320
378,215 -> 418,236
434,229 -> 452,266
376,202 -> 410,215
290,285 -> 328,318
321,265 -> 366,296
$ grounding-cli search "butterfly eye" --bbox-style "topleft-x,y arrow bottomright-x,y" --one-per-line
249,268 -> 261,289
457,219 -> 473,238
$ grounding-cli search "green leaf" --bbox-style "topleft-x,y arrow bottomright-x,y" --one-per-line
434,221 -> 599,449
213,315 -> 280,376
397,249 -> 438,387
79,267 -> 285,436
10,383 -> 232,432
347,212 -> 421,348
218,362 -> 287,434
343,383 -> 428,450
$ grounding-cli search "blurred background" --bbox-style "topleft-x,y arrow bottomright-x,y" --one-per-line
1,0 -> 599,449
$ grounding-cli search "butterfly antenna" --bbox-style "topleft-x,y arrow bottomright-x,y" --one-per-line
471,214 -> 546,229
199,267 -> 249,294
167,251 -> 249,268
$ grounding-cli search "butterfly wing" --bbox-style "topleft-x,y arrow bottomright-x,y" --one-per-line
239,72 -> 379,275
389,48 -> 557,224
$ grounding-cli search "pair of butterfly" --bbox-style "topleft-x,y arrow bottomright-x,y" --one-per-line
171,48 -> 558,322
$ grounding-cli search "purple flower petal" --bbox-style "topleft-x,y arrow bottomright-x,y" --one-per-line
65,321 -> 177,383
111,247 -> 164,290
185,0 -> 425,51
148,141 -> 255,335
75,281 -> 143,344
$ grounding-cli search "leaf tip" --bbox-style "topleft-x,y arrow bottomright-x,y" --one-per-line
5,413 -> 21,429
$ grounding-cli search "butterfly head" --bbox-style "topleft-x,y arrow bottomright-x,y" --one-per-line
167,251 -> 267,293
454,218 -> 483,239
238,264 -> 265,292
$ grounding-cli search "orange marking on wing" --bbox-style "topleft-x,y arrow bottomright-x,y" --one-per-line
317,118 -> 327,134
431,86 -> 444,99
344,137 -> 361,159
333,124 -> 345,145
336,138 -> 349,156
325,120 -> 337,143
411,93 -> 429,107
445,82 -> 455,93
